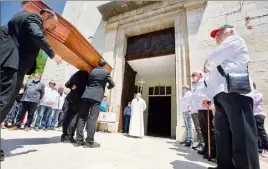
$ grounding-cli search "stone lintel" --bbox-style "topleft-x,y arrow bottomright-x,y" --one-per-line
97,1 -> 158,21
183,0 -> 207,11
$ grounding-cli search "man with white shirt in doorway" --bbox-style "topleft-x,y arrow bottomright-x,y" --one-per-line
180,85 -> 193,147
191,70 -> 216,161
203,24 -> 259,169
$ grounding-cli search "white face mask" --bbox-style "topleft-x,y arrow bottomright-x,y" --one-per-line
193,77 -> 199,83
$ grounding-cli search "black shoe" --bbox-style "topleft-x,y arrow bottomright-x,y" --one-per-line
208,157 -> 217,163
204,152 -> 216,160
208,167 -> 219,169
192,143 -> 204,150
203,153 -> 209,159
185,142 -> 193,147
73,141 -> 85,147
0,150 -> 5,161
62,137 -> 76,144
84,141 -> 100,148
197,149 -> 205,155
180,141 -> 187,144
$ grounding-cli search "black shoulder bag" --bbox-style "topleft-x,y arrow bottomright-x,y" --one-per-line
217,64 -> 251,94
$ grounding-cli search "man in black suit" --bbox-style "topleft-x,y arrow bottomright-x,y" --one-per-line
61,70 -> 88,143
75,59 -> 115,148
0,9 -> 62,161
0,9 -> 62,122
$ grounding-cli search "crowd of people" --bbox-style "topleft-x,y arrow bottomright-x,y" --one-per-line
1,74 -> 66,131
179,24 -> 268,169
0,6 -> 267,169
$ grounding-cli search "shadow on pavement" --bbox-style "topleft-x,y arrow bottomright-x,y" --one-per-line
167,141 -> 215,168
1,136 -> 61,157
171,160 -> 208,169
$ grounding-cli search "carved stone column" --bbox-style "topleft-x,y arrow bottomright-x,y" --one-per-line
174,12 -> 190,141
102,21 -> 119,68
109,28 -> 127,131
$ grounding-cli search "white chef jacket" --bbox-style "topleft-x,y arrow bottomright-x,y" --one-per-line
205,34 -> 254,100
180,91 -> 192,113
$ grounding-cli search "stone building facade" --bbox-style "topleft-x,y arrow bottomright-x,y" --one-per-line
42,1 -> 268,140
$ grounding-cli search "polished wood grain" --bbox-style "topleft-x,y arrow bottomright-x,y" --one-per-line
22,1 -> 112,72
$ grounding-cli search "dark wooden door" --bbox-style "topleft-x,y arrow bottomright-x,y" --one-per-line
119,62 -> 136,131
147,96 -> 171,137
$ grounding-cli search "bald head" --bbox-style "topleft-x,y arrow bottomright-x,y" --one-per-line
136,93 -> 141,99
192,71 -> 203,83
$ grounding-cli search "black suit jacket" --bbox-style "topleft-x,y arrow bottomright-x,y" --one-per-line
82,67 -> 115,102
0,11 -> 55,75
65,70 -> 88,103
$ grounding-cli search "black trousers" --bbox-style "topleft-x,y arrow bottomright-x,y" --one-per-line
76,99 -> 100,142
15,101 -> 37,128
198,110 -> 216,155
62,99 -> 78,139
0,67 -> 24,122
255,114 -> 268,150
214,92 -> 259,169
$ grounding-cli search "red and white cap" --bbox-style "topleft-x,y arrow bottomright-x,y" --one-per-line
210,24 -> 234,38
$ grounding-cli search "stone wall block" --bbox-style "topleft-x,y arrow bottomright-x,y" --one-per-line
226,12 -> 247,23
250,24 -> 268,35
256,1 -> 268,9
255,41 -> 268,52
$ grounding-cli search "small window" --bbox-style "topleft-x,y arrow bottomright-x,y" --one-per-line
166,86 -> 171,95
135,86 -> 143,95
160,86 -> 165,95
155,87 -> 159,95
149,87 -> 154,95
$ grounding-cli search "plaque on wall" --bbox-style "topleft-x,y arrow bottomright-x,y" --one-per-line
126,27 -> 175,61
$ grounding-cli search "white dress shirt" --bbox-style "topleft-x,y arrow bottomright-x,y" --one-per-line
180,91 -> 192,113
205,34 -> 254,100
40,87 -> 59,108
191,76 -> 215,112
54,93 -> 66,110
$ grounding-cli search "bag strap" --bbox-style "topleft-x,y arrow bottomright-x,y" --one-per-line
217,65 -> 227,77
204,79 -> 207,87
217,63 -> 249,76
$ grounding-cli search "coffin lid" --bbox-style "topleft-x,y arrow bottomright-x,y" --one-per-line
22,1 -> 112,73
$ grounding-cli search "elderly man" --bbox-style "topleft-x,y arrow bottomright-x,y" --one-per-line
180,85 -> 194,147
191,71 -> 216,161
190,81 -> 204,151
34,80 -> 58,130
10,74 -> 45,131
204,24 -> 259,169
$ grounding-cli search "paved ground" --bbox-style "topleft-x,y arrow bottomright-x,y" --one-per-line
1,129 -> 268,169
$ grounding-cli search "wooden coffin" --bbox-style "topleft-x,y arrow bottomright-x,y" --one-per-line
22,1 -> 112,73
